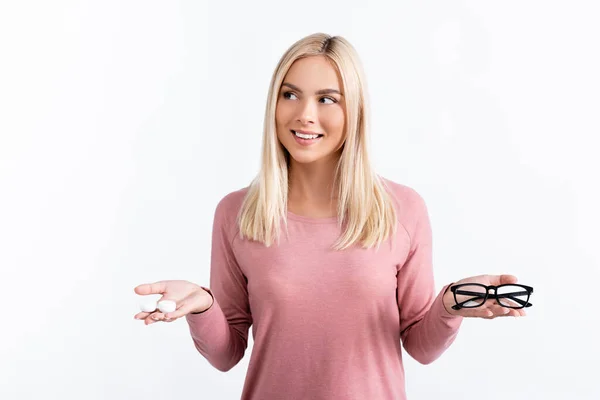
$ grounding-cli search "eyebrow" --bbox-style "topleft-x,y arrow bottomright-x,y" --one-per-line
281,82 -> 343,96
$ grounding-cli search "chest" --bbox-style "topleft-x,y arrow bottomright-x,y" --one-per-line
233,221 -> 410,307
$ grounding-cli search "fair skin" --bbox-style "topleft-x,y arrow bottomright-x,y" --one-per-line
134,55 -> 526,325
276,55 -> 346,218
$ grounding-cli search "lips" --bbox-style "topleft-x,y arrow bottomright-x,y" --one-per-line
291,130 -> 324,138
290,129 -> 323,146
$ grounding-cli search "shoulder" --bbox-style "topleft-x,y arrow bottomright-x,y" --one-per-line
377,176 -> 430,226
378,176 -> 427,209
212,186 -> 250,230
215,186 -> 250,213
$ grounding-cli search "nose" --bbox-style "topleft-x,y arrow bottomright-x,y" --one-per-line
296,99 -> 317,125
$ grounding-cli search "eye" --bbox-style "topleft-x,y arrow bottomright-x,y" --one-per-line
282,91 -> 298,100
320,97 -> 337,104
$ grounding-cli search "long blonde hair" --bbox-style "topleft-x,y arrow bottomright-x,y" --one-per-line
238,33 -> 397,250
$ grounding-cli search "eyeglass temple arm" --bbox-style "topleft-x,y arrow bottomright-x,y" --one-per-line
453,290 -> 533,309
451,295 -> 483,310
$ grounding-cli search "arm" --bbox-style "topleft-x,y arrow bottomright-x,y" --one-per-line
185,195 -> 253,372
396,190 -> 463,365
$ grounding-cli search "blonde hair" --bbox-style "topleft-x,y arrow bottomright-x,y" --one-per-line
238,32 -> 397,250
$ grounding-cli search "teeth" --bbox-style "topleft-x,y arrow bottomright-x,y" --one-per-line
293,131 -> 319,139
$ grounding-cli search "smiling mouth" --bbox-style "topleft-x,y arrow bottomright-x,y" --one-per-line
291,130 -> 324,140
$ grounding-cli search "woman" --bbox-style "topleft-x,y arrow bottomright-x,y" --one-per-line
134,33 -> 527,400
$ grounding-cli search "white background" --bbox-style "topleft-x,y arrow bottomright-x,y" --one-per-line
1,1 -> 598,399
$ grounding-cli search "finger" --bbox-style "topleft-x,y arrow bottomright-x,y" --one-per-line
518,308 -> 527,316
134,311 -> 152,320
485,274 -> 518,286
487,304 -> 512,317
457,308 -> 495,319
488,301 -> 526,317
510,309 -> 522,317
494,298 -> 527,316
500,305 -> 523,317
152,311 -> 167,322
499,274 -> 518,285
134,281 -> 167,296
507,307 -> 526,317
142,298 -> 179,323
144,311 -> 164,325
164,301 -> 194,320
461,304 -> 507,319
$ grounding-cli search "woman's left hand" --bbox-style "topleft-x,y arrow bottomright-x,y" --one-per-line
442,274 -> 528,319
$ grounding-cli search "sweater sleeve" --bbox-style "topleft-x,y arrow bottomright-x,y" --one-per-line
185,195 -> 252,372
396,190 -> 463,365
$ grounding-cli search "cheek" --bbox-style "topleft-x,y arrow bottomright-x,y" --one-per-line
276,107 -> 295,140
275,104 -> 283,127
276,101 -> 293,124
322,108 -> 345,136
275,105 -> 287,138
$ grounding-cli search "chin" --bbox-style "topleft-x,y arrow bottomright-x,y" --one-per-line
287,150 -> 324,165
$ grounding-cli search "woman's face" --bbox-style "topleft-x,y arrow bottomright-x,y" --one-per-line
275,56 -> 346,166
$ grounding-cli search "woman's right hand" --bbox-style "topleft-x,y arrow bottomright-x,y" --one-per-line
133,280 -> 214,325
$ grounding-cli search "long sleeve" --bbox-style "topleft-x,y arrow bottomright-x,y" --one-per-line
185,194 -> 253,372
396,189 -> 463,365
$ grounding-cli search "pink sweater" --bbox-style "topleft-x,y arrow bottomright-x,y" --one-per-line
185,179 -> 463,399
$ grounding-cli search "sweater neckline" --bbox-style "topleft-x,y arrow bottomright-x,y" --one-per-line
286,210 -> 339,224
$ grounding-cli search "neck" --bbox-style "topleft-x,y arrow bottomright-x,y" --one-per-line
288,157 -> 339,204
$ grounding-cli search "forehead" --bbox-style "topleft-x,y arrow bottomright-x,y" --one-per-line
283,56 -> 342,91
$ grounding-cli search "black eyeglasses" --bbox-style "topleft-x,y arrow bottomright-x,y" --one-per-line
450,283 -> 534,310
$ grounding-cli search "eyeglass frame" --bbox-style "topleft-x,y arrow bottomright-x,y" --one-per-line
449,283 -> 534,311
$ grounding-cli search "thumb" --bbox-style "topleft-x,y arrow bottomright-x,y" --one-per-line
134,281 -> 167,296
489,274 -> 518,285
